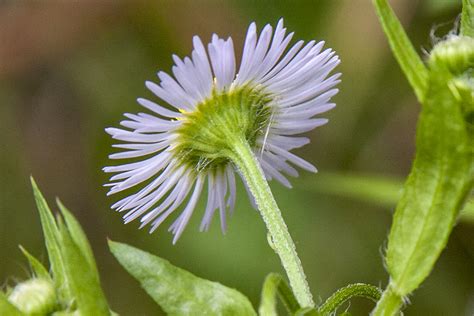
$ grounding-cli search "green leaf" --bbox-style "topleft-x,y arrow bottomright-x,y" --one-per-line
384,61 -> 474,297
461,0 -> 474,37
109,240 -> 256,316
57,199 -> 111,314
259,273 -> 301,316
372,0 -> 428,102
56,199 -> 97,274
304,173 -> 474,223
57,219 -> 110,315
0,292 -> 24,316
19,246 -> 51,281
317,284 -> 381,316
31,177 -> 73,302
303,173 -> 402,207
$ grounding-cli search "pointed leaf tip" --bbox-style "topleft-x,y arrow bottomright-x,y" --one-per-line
56,198 -> 98,272
31,179 -> 72,302
18,246 -> 50,281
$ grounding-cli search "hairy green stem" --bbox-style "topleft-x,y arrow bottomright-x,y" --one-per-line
318,283 -> 381,316
228,138 -> 314,308
371,285 -> 403,316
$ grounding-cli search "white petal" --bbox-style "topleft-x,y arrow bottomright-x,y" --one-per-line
215,168 -> 228,233
261,151 -> 299,177
226,166 -> 236,214
136,98 -> 180,118
267,143 -> 317,172
149,174 -> 194,233
171,174 -> 205,243
191,36 -> 213,98
208,36 -> 236,90
200,172 -> 218,231
272,118 -> 329,135
146,80 -> 194,111
263,135 -> 310,150
241,24 -> 273,82
122,166 -> 186,223
260,158 -> 292,188
234,22 -> 257,85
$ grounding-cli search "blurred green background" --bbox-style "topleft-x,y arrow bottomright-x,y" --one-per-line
0,1 -> 472,315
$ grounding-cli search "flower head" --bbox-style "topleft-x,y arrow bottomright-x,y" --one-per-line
104,19 -> 340,243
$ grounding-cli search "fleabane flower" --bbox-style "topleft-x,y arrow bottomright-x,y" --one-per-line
104,19 -> 340,243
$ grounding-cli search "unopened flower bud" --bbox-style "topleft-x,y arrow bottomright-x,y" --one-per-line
429,35 -> 474,74
8,278 -> 56,315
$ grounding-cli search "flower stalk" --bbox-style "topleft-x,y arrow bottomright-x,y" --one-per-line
228,137 -> 314,308
371,285 -> 403,316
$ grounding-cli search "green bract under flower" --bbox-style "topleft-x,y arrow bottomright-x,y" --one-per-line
173,86 -> 272,171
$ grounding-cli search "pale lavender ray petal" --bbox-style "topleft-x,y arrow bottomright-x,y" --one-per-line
226,165 -> 237,214
234,22 -> 257,86
121,166 -> 186,223
261,151 -> 299,177
139,170 -> 192,227
267,143 -> 317,173
260,159 -> 292,188
147,173 -> 194,233
215,168 -> 228,233
170,174 -> 205,243
136,98 -> 181,118
200,171 -> 218,231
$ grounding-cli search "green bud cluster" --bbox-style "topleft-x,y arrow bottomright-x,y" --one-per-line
429,35 -> 474,74
8,278 -> 57,315
430,36 -> 474,124
173,85 -> 273,172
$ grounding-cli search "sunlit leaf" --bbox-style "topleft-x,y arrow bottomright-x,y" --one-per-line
109,240 -> 256,316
